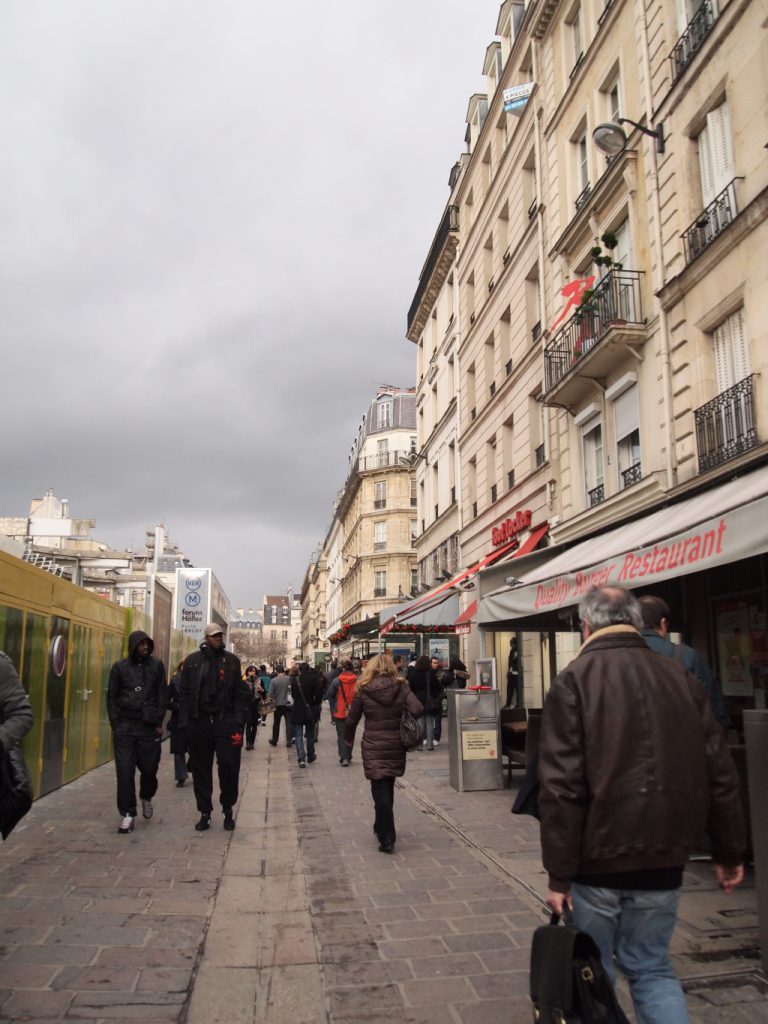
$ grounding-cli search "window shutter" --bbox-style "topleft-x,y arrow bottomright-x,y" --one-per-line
707,103 -> 735,197
730,308 -> 750,382
613,385 -> 639,441
698,122 -> 716,207
714,309 -> 750,392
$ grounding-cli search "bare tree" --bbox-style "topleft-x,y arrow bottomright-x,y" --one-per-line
230,630 -> 287,670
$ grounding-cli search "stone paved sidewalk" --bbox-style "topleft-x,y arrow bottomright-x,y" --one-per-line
0,720 -> 765,1023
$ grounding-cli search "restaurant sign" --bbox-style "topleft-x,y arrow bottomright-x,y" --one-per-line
480,494 -> 768,622
492,508 -> 532,548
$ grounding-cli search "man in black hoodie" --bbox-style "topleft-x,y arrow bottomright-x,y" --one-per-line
107,630 -> 168,834
178,623 -> 247,832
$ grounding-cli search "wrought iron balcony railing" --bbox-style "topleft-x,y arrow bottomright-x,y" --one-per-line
588,483 -> 605,507
373,542 -> 387,552
575,182 -> 592,212
621,461 -> 643,489
544,269 -> 644,393
374,499 -> 386,509
694,375 -> 758,473
682,179 -> 740,264
373,588 -> 387,598
669,1 -> 715,82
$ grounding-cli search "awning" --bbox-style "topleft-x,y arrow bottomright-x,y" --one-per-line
478,465 -> 768,624
454,600 -> 477,636
382,522 -> 550,635
378,591 -> 460,633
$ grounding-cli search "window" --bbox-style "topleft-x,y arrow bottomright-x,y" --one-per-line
410,477 -> 417,507
374,480 -> 387,509
608,79 -> 621,123
609,380 -> 641,488
448,440 -> 457,503
568,5 -> 584,71
485,334 -> 496,398
529,391 -> 546,467
377,399 -> 392,429
376,439 -> 389,467
502,417 -> 515,490
697,102 -> 734,209
522,148 -> 537,219
484,233 -> 494,291
374,522 -> 387,552
374,571 -> 387,598
410,435 -> 417,454
714,308 -> 749,392
500,309 -> 513,375
411,568 -> 419,593
581,416 -> 605,505
282,630 -> 288,640
577,132 -> 589,191
467,363 -> 477,422
466,272 -> 476,324
487,437 -> 497,504
410,520 -> 418,546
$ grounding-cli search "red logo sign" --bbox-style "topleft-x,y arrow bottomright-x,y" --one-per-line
492,509 -> 532,548
550,276 -> 595,333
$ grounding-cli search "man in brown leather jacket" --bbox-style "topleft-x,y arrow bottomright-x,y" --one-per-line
539,586 -> 744,1024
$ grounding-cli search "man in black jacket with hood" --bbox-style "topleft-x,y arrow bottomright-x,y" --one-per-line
107,630 -> 168,834
178,623 -> 247,832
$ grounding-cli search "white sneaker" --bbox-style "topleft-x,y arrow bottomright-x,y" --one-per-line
433,739 -> 439,746
141,799 -> 153,820
118,814 -> 134,834
422,740 -> 427,748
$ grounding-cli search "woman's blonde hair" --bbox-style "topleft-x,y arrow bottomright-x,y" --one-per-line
358,654 -> 404,687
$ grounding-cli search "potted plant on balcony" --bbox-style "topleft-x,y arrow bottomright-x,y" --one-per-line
572,288 -> 596,362
592,232 -> 627,326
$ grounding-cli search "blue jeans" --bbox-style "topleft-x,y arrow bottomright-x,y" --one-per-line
418,713 -> 435,749
572,883 -> 690,1024
293,723 -> 315,764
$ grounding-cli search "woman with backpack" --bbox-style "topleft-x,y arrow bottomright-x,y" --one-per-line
326,659 -> 358,766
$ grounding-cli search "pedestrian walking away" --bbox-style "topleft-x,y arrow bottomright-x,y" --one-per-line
167,660 -> 188,787
178,623 -> 248,832
268,668 -> 293,747
258,665 -> 272,725
290,663 -> 322,767
326,658 -> 358,765
539,586 -> 745,1024
638,594 -> 730,731
107,630 -> 168,834
344,653 -> 423,854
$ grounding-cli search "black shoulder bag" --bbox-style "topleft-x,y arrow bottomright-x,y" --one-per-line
530,906 -> 630,1023
0,744 -> 33,840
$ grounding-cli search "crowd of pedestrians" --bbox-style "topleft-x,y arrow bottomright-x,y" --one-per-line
0,582 -> 748,1024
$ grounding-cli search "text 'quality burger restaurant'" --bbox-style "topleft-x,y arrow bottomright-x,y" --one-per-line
476,464 -> 768,738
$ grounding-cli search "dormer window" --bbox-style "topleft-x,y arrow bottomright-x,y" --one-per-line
377,398 -> 393,429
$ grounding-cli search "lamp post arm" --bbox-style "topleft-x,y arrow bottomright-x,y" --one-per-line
618,117 -> 664,152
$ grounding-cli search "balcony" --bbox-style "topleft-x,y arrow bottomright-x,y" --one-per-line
373,542 -> 387,552
543,269 -> 645,405
575,182 -> 591,213
354,450 -> 413,472
682,179 -> 740,264
588,483 -> 605,507
373,588 -> 387,598
669,0 -> 715,82
694,375 -> 758,473
373,499 -> 386,509
621,461 -> 643,489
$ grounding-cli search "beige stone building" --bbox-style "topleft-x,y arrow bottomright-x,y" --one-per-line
307,386 -> 418,658
299,551 -> 329,666
409,0 -> 767,714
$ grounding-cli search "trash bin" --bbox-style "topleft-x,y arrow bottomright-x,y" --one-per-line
744,709 -> 768,973
448,688 -> 502,793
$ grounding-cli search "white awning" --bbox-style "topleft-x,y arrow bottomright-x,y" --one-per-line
378,591 -> 460,632
479,465 -> 768,623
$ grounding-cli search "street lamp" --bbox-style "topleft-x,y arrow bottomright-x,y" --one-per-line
593,118 -> 664,156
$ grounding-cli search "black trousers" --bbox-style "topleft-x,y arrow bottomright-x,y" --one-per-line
371,777 -> 396,845
187,713 -> 243,814
271,706 -> 292,745
113,720 -> 161,817
245,703 -> 258,747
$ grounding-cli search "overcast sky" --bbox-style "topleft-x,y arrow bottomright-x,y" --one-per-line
1,0 -> 501,610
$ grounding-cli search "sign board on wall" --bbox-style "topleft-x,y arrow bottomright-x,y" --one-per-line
503,82 -> 534,115
175,569 -> 211,644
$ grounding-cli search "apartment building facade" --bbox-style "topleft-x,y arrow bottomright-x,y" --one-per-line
411,0 -> 767,710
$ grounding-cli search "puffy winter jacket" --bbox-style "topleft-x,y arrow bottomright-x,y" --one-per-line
0,652 -> 33,755
344,675 -> 423,780
107,631 -> 168,728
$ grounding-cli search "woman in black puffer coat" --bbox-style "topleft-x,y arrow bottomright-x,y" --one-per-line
344,654 -> 423,854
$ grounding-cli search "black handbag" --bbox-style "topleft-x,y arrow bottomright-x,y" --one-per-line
0,744 -> 33,840
400,707 -> 423,750
530,907 -> 630,1023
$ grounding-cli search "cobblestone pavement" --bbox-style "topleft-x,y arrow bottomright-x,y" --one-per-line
0,722 -> 764,1023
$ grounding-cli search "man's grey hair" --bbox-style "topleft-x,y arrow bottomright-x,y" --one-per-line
578,586 -> 642,631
